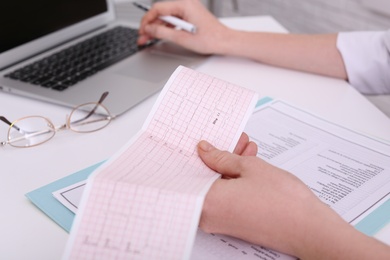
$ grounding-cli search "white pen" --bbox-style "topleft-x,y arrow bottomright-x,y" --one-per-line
133,2 -> 197,34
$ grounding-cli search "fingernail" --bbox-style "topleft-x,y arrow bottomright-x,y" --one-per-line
198,140 -> 214,152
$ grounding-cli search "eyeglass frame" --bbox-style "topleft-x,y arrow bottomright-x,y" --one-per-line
1,92 -> 114,148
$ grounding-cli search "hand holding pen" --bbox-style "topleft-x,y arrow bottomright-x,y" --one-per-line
136,0 -> 230,55
134,2 -> 196,33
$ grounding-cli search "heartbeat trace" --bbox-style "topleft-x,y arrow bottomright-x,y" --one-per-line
65,66 -> 258,260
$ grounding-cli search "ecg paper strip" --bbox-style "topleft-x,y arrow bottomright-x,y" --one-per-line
64,66 -> 258,259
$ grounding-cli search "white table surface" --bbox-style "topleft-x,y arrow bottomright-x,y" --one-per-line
1,16 -> 390,259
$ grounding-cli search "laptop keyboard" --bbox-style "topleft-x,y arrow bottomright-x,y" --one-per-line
5,26 -> 146,91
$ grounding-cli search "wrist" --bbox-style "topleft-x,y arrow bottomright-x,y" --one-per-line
210,27 -> 238,56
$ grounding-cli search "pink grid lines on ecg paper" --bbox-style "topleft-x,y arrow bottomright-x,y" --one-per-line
66,66 -> 257,259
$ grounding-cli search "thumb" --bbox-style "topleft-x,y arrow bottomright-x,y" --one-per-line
198,140 -> 243,177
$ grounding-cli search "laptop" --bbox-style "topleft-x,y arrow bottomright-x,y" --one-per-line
0,0 -> 206,116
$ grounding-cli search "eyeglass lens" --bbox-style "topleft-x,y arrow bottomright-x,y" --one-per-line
8,116 -> 55,147
69,103 -> 111,133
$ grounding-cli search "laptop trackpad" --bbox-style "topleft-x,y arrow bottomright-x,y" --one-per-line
115,51 -> 191,83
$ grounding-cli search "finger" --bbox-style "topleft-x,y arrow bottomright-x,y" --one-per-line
137,34 -> 153,46
150,1 -> 186,18
198,140 -> 243,177
241,141 -> 258,156
139,1 -> 185,35
233,132 -> 249,155
144,23 -> 193,43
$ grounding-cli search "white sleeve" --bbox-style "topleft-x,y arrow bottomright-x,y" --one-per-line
337,30 -> 390,95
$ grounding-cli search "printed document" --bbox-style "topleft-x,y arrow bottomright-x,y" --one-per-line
245,100 -> 390,224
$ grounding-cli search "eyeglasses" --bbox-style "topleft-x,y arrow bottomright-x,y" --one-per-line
1,92 -> 114,148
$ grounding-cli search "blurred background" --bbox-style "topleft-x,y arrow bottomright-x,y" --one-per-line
114,0 -> 390,117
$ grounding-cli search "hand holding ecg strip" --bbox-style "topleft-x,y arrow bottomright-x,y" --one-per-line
64,66 -> 258,259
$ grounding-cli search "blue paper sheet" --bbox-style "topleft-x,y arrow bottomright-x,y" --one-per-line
25,161 -> 104,232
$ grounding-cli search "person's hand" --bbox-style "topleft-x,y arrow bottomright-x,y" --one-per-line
197,137 -> 390,259
137,0 -> 230,55
198,138 -> 318,256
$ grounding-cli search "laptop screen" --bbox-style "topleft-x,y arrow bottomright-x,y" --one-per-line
1,0 -> 107,54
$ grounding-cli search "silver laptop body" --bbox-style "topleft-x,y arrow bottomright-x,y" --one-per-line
0,0 -> 206,116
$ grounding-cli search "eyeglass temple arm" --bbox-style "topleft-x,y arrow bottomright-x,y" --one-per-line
0,116 -> 21,131
72,92 -> 110,125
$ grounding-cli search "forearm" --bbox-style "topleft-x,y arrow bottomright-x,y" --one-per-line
214,30 -> 348,80
139,0 -> 348,81
302,225 -> 390,259
277,194 -> 390,259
